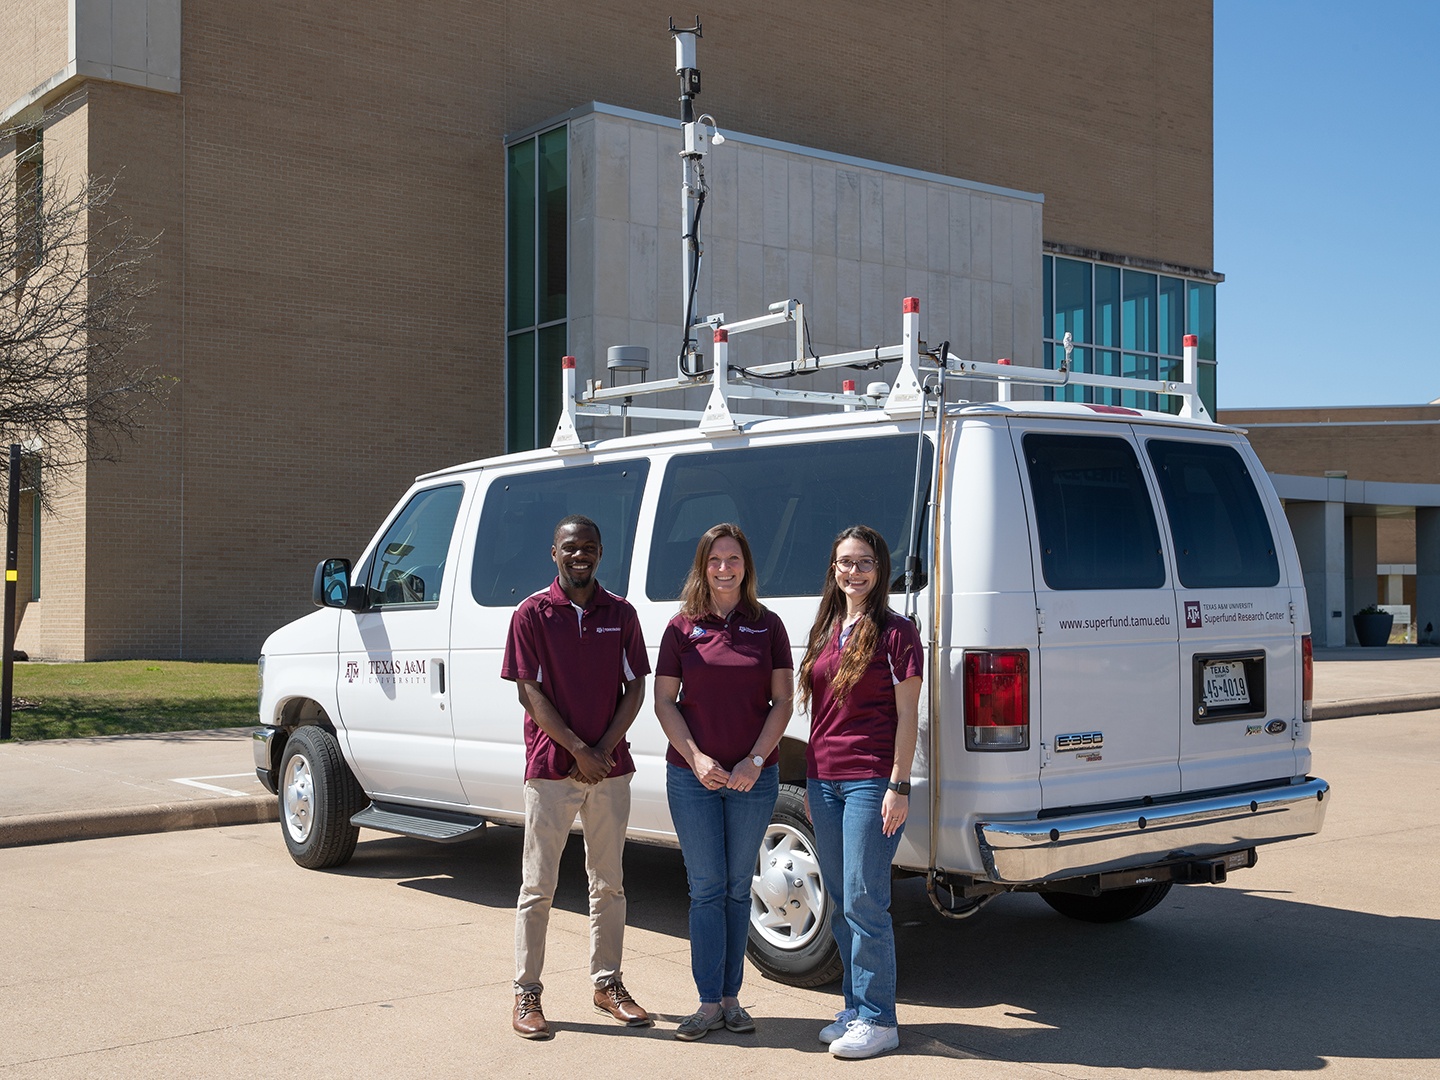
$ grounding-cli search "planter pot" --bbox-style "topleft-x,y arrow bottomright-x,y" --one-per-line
1352,611 -> 1394,648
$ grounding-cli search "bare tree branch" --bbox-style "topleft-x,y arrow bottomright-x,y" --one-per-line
0,145 -> 170,510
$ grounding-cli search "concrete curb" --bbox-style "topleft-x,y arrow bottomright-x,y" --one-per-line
1312,695 -> 1440,721
0,795 -> 278,849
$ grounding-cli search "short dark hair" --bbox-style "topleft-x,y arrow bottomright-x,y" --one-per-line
554,514 -> 601,545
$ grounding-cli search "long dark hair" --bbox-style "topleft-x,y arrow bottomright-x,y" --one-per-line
678,523 -> 763,620
797,524 -> 892,707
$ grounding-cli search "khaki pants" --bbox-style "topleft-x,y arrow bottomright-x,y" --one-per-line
514,772 -> 632,994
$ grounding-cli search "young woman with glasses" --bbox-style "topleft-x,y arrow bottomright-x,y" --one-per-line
797,524 -> 922,1059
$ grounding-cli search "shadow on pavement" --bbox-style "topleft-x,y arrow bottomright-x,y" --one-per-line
326,825 -> 1439,1072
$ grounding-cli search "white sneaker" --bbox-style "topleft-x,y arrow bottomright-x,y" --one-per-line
817,1007 -> 858,1044
829,1018 -> 900,1059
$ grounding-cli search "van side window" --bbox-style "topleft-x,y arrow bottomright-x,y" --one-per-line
363,484 -> 464,607
647,435 -> 932,599
1145,440 -> 1279,588
1023,434 -> 1165,591
471,461 -> 650,606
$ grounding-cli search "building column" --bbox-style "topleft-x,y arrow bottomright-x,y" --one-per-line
1286,500 -> 1347,648
1418,508 -> 1440,646
1344,515 -> 1378,645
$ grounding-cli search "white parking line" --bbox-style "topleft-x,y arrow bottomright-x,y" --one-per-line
170,773 -> 255,797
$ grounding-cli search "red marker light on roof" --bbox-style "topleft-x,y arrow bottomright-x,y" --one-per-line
714,328 -> 729,343
1183,334 -> 1198,348
903,297 -> 920,313
561,355 -> 576,370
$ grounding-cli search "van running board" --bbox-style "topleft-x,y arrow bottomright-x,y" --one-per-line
351,802 -> 487,842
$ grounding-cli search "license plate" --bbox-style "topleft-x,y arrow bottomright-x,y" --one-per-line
1202,660 -> 1250,707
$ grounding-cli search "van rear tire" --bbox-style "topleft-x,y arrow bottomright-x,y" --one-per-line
746,783 -> 843,987
1040,882 -> 1172,923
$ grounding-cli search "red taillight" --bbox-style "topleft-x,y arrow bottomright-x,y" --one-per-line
963,650 -> 1030,750
1301,634 -> 1313,721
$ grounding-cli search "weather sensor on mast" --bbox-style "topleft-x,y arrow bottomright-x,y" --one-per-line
670,17 -> 724,377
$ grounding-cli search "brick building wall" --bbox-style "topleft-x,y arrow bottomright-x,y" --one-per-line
3,0 -> 1215,658
1221,405 -> 1440,567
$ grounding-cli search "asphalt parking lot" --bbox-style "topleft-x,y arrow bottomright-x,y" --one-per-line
2,708 -> 1438,1079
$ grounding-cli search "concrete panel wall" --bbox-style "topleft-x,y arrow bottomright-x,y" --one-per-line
568,110 -> 1043,438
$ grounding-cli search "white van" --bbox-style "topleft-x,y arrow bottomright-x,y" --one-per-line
254,298 -> 1329,987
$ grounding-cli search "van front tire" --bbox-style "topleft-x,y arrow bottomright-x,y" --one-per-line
279,725 -> 365,870
747,783 -> 843,987
1040,882 -> 1172,923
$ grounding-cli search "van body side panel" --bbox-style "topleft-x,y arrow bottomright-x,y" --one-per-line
926,418 -> 1043,873
449,456 -> 653,822
334,482 -> 472,806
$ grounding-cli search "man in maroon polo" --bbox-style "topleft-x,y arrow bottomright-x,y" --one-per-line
501,514 -> 651,1040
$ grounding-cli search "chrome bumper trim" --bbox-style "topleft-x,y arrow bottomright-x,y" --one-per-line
252,727 -> 280,795
975,777 -> 1329,884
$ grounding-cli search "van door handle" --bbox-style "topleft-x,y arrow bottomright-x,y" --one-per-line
434,659 -> 446,695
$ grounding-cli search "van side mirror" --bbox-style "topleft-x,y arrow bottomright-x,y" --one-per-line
313,558 -> 367,610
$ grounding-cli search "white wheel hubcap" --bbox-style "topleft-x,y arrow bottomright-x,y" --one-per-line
283,754 -> 314,843
751,823 -> 826,950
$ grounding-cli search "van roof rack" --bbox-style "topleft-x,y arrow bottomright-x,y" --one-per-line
550,295 -> 1212,452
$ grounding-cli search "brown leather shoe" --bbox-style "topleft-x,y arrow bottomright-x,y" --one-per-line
513,991 -> 551,1040
593,980 -> 652,1027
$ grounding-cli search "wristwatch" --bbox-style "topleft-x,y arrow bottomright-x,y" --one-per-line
887,780 -> 911,796
751,754 -> 766,768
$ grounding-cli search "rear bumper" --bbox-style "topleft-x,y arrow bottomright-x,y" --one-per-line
974,777 -> 1329,885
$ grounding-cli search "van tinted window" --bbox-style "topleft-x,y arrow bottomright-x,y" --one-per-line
471,461 -> 650,605
1024,433 -> 1165,591
648,435 -> 932,599
364,484 -> 464,606
1145,440 -> 1279,588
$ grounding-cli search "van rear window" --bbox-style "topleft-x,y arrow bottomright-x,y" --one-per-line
1145,440 -> 1279,589
647,435 -> 932,600
471,460 -> 650,606
1023,433 -> 1166,591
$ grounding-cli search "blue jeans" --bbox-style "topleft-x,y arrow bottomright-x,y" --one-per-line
809,777 -> 903,1027
667,762 -> 780,1002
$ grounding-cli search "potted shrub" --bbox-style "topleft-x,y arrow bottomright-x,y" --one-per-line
1352,605 -> 1394,648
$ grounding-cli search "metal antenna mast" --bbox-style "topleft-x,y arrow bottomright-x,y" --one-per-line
670,17 -> 723,377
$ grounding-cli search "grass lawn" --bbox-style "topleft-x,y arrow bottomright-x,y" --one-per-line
7,660 -> 258,740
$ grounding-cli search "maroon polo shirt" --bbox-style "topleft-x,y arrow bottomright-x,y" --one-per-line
656,607 -> 793,771
501,578 -> 650,781
806,610 -> 924,781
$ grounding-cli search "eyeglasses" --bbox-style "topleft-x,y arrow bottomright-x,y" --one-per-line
834,557 -> 877,573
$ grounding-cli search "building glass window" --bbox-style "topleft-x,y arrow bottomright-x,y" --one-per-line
1043,255 -> 1217,417
505,126 -> 569,452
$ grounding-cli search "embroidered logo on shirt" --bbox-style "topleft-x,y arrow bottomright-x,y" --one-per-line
689,625 -> 707,639
594,626 -> 621,634
737,625 -> 768,634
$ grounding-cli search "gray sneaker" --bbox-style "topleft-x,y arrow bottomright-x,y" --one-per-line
723,1002 -> 755,1033
675,1008 -> 726,1042
818,1007 -> 858,1043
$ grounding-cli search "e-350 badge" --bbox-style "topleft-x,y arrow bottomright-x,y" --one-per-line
1055,731 -> 1104,752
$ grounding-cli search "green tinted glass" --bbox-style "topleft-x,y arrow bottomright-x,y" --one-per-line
537,128 -> 568,325
507,141 -> 537,332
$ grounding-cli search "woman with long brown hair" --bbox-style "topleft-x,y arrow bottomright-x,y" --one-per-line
797,524 -> 922,1059
654,523 -> 794,1041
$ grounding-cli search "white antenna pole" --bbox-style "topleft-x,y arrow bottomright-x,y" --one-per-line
671,18 -> 705,375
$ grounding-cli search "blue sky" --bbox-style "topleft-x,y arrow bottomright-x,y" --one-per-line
1215,1 -> 1439,407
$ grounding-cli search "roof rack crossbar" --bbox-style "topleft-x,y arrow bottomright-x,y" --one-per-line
549,297 -> 1212,451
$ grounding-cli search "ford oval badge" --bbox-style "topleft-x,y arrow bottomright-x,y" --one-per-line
1265,719 -> 1288,735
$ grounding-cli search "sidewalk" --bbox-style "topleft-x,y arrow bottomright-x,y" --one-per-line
2,646 -> 1438,848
